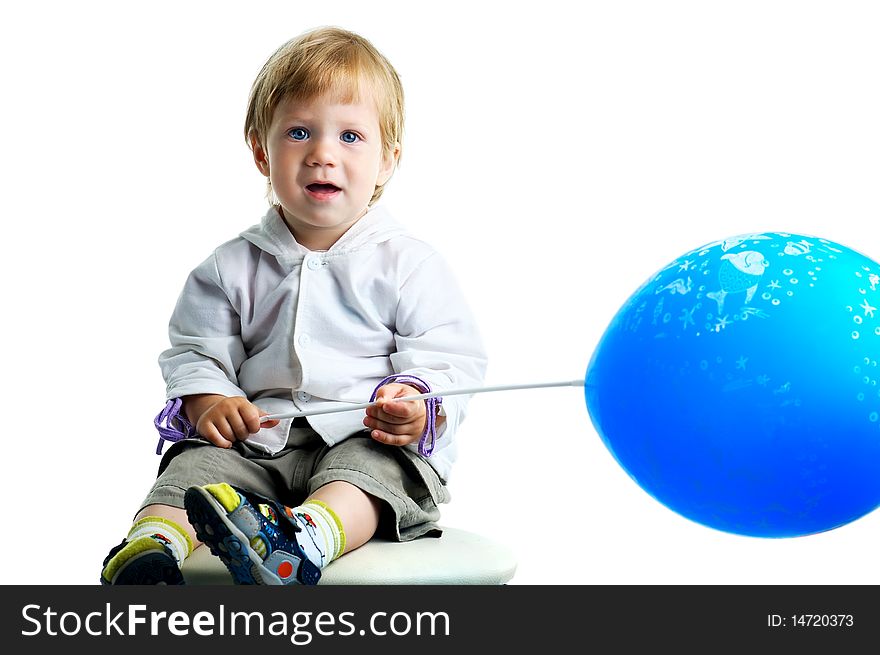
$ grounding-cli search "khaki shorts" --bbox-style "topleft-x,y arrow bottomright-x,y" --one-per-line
139,419 -> 450,541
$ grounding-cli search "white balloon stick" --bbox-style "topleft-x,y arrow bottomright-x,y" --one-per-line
260,379 -> 586,422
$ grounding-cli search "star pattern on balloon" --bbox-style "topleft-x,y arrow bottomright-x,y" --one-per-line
586,230 -> 880,538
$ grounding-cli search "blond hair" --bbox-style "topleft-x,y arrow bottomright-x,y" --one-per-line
245,27 -> 404,205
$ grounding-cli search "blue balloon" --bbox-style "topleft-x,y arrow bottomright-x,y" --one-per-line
585,232 -> 880,537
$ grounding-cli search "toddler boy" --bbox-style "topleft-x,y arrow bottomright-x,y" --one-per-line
101,26 -> 486,585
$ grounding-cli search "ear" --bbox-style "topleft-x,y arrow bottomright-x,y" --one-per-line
376,142 -> 400,187
248,131 -> 271,177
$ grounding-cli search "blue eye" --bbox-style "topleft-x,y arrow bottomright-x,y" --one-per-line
341,131 -> 359,144
288,127 -> 309,141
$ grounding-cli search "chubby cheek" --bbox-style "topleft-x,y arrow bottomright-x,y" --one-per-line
360,163 -> 387,194
268,161 -> 302,196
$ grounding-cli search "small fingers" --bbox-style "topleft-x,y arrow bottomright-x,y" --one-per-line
363,415 -> 419,433
379,400 -> 419,419
365,405 -> 408,425
201,423 -> 233,449
369,429 -> 412,447
221,414 -> 251,441
367,399 -> 422,423
260,416 -> 280,429
363,415 -> 422,447
239,405 -> 264,434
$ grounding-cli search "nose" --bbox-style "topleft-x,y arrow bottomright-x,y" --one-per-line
306,135 -> 337,167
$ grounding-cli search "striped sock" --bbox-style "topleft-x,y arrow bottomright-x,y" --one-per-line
284,500 -> 346,569
126,516 -> 193,566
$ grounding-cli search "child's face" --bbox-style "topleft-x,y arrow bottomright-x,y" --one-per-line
252,91 -> 398,250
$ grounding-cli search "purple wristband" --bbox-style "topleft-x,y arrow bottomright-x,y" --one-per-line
154,398 -> 198,455
369,374 -> 442,457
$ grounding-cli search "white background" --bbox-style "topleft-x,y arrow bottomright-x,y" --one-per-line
2,0 -> 879,585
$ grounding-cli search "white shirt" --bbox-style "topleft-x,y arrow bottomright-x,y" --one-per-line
159,205 -> 487,481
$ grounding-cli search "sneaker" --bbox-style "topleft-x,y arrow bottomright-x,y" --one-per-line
184,483 -> 321,585
100,535 -> 184,585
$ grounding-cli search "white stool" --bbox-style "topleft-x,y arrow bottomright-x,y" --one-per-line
181,527 -> 516,585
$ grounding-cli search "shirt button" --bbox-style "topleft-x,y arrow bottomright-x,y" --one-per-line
298,333 -> 311,347
297,391 -> 311,402
306,256 -> 322,271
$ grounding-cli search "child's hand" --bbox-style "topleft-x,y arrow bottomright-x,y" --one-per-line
364,383 -> 433,447
188,395 -> 280,448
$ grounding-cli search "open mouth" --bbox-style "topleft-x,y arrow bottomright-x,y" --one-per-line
306,183 -> 341,196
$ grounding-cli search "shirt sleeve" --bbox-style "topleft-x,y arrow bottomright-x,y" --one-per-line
390,251 -> 488,452
158,252 -> 249,401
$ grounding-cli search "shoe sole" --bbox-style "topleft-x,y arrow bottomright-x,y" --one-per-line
185,486 -> 282,585
102,549 -> 183,585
